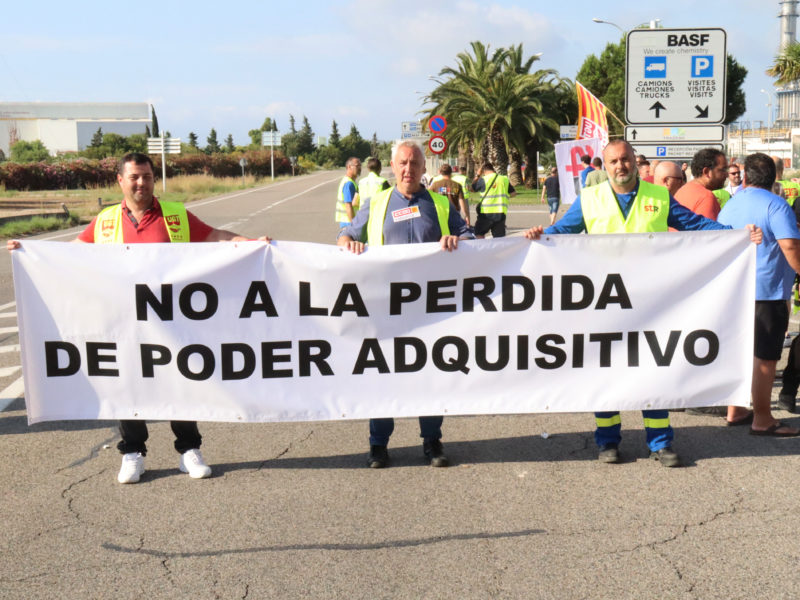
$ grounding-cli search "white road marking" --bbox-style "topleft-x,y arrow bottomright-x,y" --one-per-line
0,312 -> 18,318
0,301 -> 16,311
0,326 -> 18,334
189,172 -> 338,209
0,376 -> 24,411
0,345 -> 20,354
0,365 -> 20,377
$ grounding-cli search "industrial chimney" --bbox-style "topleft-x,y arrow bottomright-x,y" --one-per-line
776,0 -> 800,127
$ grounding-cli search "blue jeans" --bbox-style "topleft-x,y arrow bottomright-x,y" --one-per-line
594,410 -> 673,452
369,417 -> 443,446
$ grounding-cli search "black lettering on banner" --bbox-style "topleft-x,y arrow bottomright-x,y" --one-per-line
684,329 -> 719,366
178,283 -> 218,321
239,281 -> 278,318
432,336 -> 470,374
627,331 -> 639,367
45,341 -> 81,377
331,284 -> 369,317
177,344 -> 215,381
353,338 -> 390,374
427,280 -> 458,313
136,283 -> 173,321
463,277 -> 496,312
299,340 -> 334,376
517,335 -> 529,370
298,282 -> 327,316
572,334 -> 584,368
221,343 -> 256,380
141,344 -> 171,377
596,274 -> 633,310
261,341 -> 293,378
535,334 -> 566,369
562,275 -> 593,310
501,276 -> 534,311
475,336 -> 509,371
394,337 -> 427,373
86,342 -> 119,376
589,332 -> 623,367
541,275 -> 553,311
644,331 -> 680,366
390,282 -> 421,315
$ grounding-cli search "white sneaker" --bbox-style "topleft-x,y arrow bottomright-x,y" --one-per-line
117,452 -> 145,484
179,449 -> 212,479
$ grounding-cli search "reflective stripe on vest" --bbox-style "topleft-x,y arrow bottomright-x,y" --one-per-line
780,180 -> 800,206
335,176 -> 359,223
581,180 -> 670,234
366,188 -> 450,246
480,174 -> 510,214
643,417 -> 671,430
357,172 -> 388,204
452,174 -> 469,199
93,201 -> 190,244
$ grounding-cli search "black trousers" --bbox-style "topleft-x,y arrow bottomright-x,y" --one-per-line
117,420 -> 202,456
782,335 -> 800,397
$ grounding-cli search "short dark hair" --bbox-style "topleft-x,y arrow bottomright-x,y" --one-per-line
118,152 -> 154,175
638,160 -> 650,167
439,163 -> 452,176
690,148 -> 725,178
744,153 -> 777,190
366,157 -> 381,173
482,162 -> 495,172
581,154 -> 591,165
591,157 -> 602,168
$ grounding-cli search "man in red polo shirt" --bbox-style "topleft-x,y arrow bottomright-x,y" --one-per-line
9,152 -> 270,484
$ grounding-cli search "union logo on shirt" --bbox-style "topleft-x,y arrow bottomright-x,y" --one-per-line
100,219 -> 114,235
643,204 -> 660,213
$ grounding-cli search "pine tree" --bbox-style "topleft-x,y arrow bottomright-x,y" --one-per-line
225,134 -> 235,152
90,127 -> 103,147
329,120 -> 341,146
188,132 -> 198,148
289,115 -> 297,134
206,128 -> 221,154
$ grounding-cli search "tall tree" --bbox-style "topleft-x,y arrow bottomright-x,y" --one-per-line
150,104 -> 160,137
90,127 -> 103,147
574,37 -> 626,137
288,115 -> 297,134
206,128 -> 221,154
340,124 -> 370,159
726,55 -> 748,124
767,42 -> 800,85
225,133 -> 235,152
329,120 -> 341,146
188,132 -> 198,148
295,116 -> 316,156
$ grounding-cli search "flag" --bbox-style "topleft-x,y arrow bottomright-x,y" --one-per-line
575,81 -> 609,142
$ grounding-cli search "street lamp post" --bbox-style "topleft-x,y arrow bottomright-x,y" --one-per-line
761,88 -> 773,153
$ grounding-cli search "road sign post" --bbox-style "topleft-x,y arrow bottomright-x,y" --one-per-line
147,133 -> 181,193
625,28 -> 727,125
262,131 -> 282,180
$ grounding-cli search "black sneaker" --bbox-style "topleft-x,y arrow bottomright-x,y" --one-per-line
598,443 -> 620,464
778,394 -> 797,413
367,445 -> 389,468
650,447 -> 681,468
423,438 -> 449,467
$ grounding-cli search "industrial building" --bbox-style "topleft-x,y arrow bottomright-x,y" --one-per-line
0,102 -> 151,157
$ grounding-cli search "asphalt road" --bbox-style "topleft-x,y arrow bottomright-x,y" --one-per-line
2,174 -> 800,599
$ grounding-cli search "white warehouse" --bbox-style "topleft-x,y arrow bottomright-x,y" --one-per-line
0,102 -> 151,157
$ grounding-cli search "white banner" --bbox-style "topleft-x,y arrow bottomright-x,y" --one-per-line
12,234 -> 754,424
555,138 -> 604,205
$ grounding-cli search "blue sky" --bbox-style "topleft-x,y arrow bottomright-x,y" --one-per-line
0,0 -> 786,146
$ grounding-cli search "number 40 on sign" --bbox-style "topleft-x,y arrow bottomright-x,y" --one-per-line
428,135 -> 447,155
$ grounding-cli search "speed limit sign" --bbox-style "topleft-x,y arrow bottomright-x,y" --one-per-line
428,135 -> 447,154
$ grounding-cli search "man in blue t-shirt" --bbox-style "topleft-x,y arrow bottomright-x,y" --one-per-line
579,154 -> 593,188
719,152 -> 800,436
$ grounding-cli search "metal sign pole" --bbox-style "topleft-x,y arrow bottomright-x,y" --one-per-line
270,134 -> 275,181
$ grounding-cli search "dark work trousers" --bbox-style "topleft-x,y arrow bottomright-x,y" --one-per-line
117,420 -> 202,456
369,417 -> 443,446
782,335 -> 800,397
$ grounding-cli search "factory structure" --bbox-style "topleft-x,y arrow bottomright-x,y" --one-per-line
0,102 -> 151,158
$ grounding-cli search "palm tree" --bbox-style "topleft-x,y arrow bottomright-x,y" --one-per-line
767,42 -> 800,85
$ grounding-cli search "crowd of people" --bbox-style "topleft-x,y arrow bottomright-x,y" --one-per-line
7,138 -> 800,483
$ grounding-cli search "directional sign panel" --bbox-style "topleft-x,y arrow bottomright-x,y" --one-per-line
631,143 -> 724,161
625,125 -> 726,143
626,28 -> 726,125
402,121 -> 422,134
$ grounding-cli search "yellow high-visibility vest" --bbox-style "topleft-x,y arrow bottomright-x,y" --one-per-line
779,180 -> 800,206
335,176 -> 359,223
366,188 -> 450,246
581,180 -> 670,233
357,172 -> 388,203
93,200 -> 190,243
479,174 -> 510,214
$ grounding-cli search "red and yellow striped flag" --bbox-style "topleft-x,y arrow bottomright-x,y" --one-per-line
575,81 -> 609,142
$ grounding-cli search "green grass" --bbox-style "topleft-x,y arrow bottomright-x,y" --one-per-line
0,215 -> 81,238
